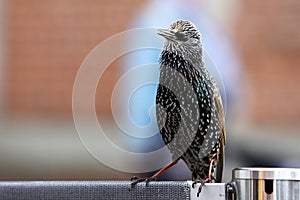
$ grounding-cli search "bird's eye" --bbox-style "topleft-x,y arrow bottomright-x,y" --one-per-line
175,32 -> 188,42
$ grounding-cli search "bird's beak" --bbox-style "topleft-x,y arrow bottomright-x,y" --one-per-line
157,29 -> 176,41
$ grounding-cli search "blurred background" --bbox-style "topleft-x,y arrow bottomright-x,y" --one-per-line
0,0 -> 300,182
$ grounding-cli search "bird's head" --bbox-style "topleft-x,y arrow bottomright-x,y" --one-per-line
157,20 -> 203,64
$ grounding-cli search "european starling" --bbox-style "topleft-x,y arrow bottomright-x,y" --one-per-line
131,20 -> 226,196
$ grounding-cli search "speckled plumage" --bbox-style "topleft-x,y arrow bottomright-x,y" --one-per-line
130,20 -> 226,194
156,20 -> 226,181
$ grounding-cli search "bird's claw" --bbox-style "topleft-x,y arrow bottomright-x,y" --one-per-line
130,176 -> 139,181
130,176 -> 157,189
192,176 -> 215,197
191,180 -> 198,188
192,179 -> 206,196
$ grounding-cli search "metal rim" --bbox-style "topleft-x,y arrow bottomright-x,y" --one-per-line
232,167 -> 300,180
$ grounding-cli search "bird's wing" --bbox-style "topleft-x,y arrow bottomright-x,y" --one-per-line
214,94 -> 226,144
213,93 -> 226,182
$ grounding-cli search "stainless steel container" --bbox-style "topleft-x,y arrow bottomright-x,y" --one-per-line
232,168 -> 300,200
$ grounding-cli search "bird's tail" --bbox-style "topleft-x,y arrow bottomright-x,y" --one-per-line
215,140 -> 225,183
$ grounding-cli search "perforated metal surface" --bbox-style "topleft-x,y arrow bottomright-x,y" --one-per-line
0,181 -> 190,200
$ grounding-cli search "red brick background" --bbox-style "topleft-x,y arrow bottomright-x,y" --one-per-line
3,0 -> 300,125
235,0 -> 300,124
4,0 -> 143,118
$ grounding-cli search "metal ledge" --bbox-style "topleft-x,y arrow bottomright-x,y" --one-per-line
0,181 -> 226,200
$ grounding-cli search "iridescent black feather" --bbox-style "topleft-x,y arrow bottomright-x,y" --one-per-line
156,20 -> 226,181
130,20 -> 226,192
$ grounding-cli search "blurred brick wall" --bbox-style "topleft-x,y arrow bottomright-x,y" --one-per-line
4,0 -> 300,125
235,0 -> 300,124
4,0 -> 143,117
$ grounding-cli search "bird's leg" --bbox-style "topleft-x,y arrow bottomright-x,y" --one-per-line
206,159 -> 215,181
192,159 -> 215,197
130,158 -> 180,188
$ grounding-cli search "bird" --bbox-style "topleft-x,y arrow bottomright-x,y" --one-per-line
131,20 -> 226,196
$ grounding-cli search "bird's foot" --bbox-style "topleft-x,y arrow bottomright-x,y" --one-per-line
130,176 -> 157,189
192,176 -> 215,197
130,159 -> 179,190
